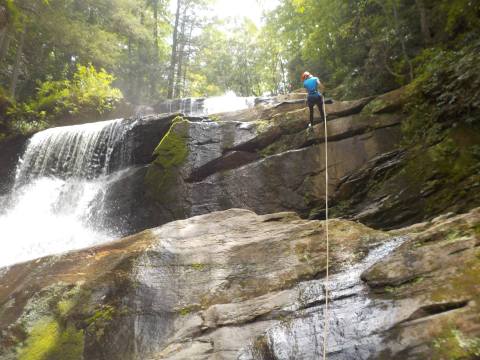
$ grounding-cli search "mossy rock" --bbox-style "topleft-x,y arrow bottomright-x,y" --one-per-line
361,88 -> 406,116
432,328 -> 480,360
145,116 -> 189,204
17,318 -> 84,360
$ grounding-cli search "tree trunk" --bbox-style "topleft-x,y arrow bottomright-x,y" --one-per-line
182,22 -> 194,96
415,0 -> 432,45
0,25 -> 10,61
175,9 -> 188,98
167,0 -> 182,99
391,0 -> 414,81
280,57 -> 287,94
150,0 -> 159,99
10,27 -> 26,99
0,5 -> 10,62
152,0 -> 159,51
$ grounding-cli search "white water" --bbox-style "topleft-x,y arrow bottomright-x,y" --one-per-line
0,118 -> 130,268
201,91 -> 256,115
0,94 -> 257,268
157,91 -> 256,116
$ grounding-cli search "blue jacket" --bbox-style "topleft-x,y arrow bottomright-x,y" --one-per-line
303,77 -> 320,96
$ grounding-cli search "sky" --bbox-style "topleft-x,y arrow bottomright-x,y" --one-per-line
170,0 -> 280,27
211,0 -> 279,26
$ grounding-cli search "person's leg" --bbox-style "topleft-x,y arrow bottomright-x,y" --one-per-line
316,94 -> 326,123
307,98 -> 314,127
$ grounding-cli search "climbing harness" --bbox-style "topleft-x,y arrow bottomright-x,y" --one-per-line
322,99 -> 330,360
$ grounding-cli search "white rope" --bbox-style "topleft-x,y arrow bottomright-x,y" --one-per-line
322,99 -> 330,360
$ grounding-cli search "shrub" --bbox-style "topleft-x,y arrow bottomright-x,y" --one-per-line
6,64 -> 123,133
403,39 -> 480,144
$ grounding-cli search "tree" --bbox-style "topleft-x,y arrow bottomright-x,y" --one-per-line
167,0 -> 182,99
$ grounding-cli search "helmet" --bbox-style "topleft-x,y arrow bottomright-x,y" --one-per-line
301,71 -> 311,81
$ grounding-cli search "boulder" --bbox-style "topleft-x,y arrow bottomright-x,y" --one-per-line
360,207 -> 480,359
0,208 -> 389,360
1,207 -> 478,359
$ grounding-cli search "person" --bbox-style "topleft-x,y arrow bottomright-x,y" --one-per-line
302,71 -> 326,129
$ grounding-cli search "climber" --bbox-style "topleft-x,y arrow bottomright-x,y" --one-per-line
302,71 -> 326,129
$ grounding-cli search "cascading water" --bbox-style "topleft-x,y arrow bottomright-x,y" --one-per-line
0,118 -> 131,268
0,92 -> 260,269
155,91 -> 256,116
202,92 -> 256,115
239,237 -> 409,360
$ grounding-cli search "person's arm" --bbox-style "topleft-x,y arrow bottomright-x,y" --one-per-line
317,78 -> 325,92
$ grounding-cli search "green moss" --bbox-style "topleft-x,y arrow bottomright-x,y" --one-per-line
383,276 -> 425,294
445,230 -> 468,243
430,257 -> 480,303
362,98 -> 388,116
86,305 -> 115,325
177,305 -> 200,316
18,318 -> 84,360
145,116 -> 189,202
295,242 -> 312,263
85,305 -> 115,340
251,335 -> 276,359
254,119 -> 271,133
56,299 -> 76,318
473,224 -> 480,237
330,199 -> 354,218
432,328 -> 480,359
190,263 -> 206,271
152,116 -> 189,168
398,127 -> 480,219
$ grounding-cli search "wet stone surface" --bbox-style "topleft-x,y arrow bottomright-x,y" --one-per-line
239,237 -> 408,360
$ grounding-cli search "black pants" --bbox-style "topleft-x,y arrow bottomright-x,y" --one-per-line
307,93 -> 326,127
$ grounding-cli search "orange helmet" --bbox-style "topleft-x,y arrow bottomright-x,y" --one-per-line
301,71 -> 311,81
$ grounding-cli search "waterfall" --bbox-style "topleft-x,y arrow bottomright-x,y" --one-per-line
202,91 -> 256,115
0,118 -> 131,268
155,91 -> 256,116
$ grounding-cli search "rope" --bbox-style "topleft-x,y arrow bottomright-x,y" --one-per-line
321,99 -> 330,360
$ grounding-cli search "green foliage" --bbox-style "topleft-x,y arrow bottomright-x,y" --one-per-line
0,0 -> 170,104
6,64 -> 122,131
189,18 -> 285,97
403,39 -> 480,144
263,0 -> 480,99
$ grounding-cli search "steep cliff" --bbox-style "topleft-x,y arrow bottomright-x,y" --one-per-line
144,88 -> 480,230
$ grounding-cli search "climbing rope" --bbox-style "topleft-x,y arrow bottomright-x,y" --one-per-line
322,99 -> 330,360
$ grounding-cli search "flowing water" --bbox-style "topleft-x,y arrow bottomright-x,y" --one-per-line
0,118 -> 132,268
0,93 -> 258,269
156,91 -> 256,116
239,236 -> 408,360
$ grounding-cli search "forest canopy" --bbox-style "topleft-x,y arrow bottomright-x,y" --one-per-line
0,0 -> 479,133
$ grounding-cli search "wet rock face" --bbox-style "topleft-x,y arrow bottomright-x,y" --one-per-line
0,134 -> 29,196
145,94 -> 403,225
328,89 -> 480,229
1,207 -> 479,360
143,87 -> 480,230
362,208 -> 480,359
0,209 -> 386,359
